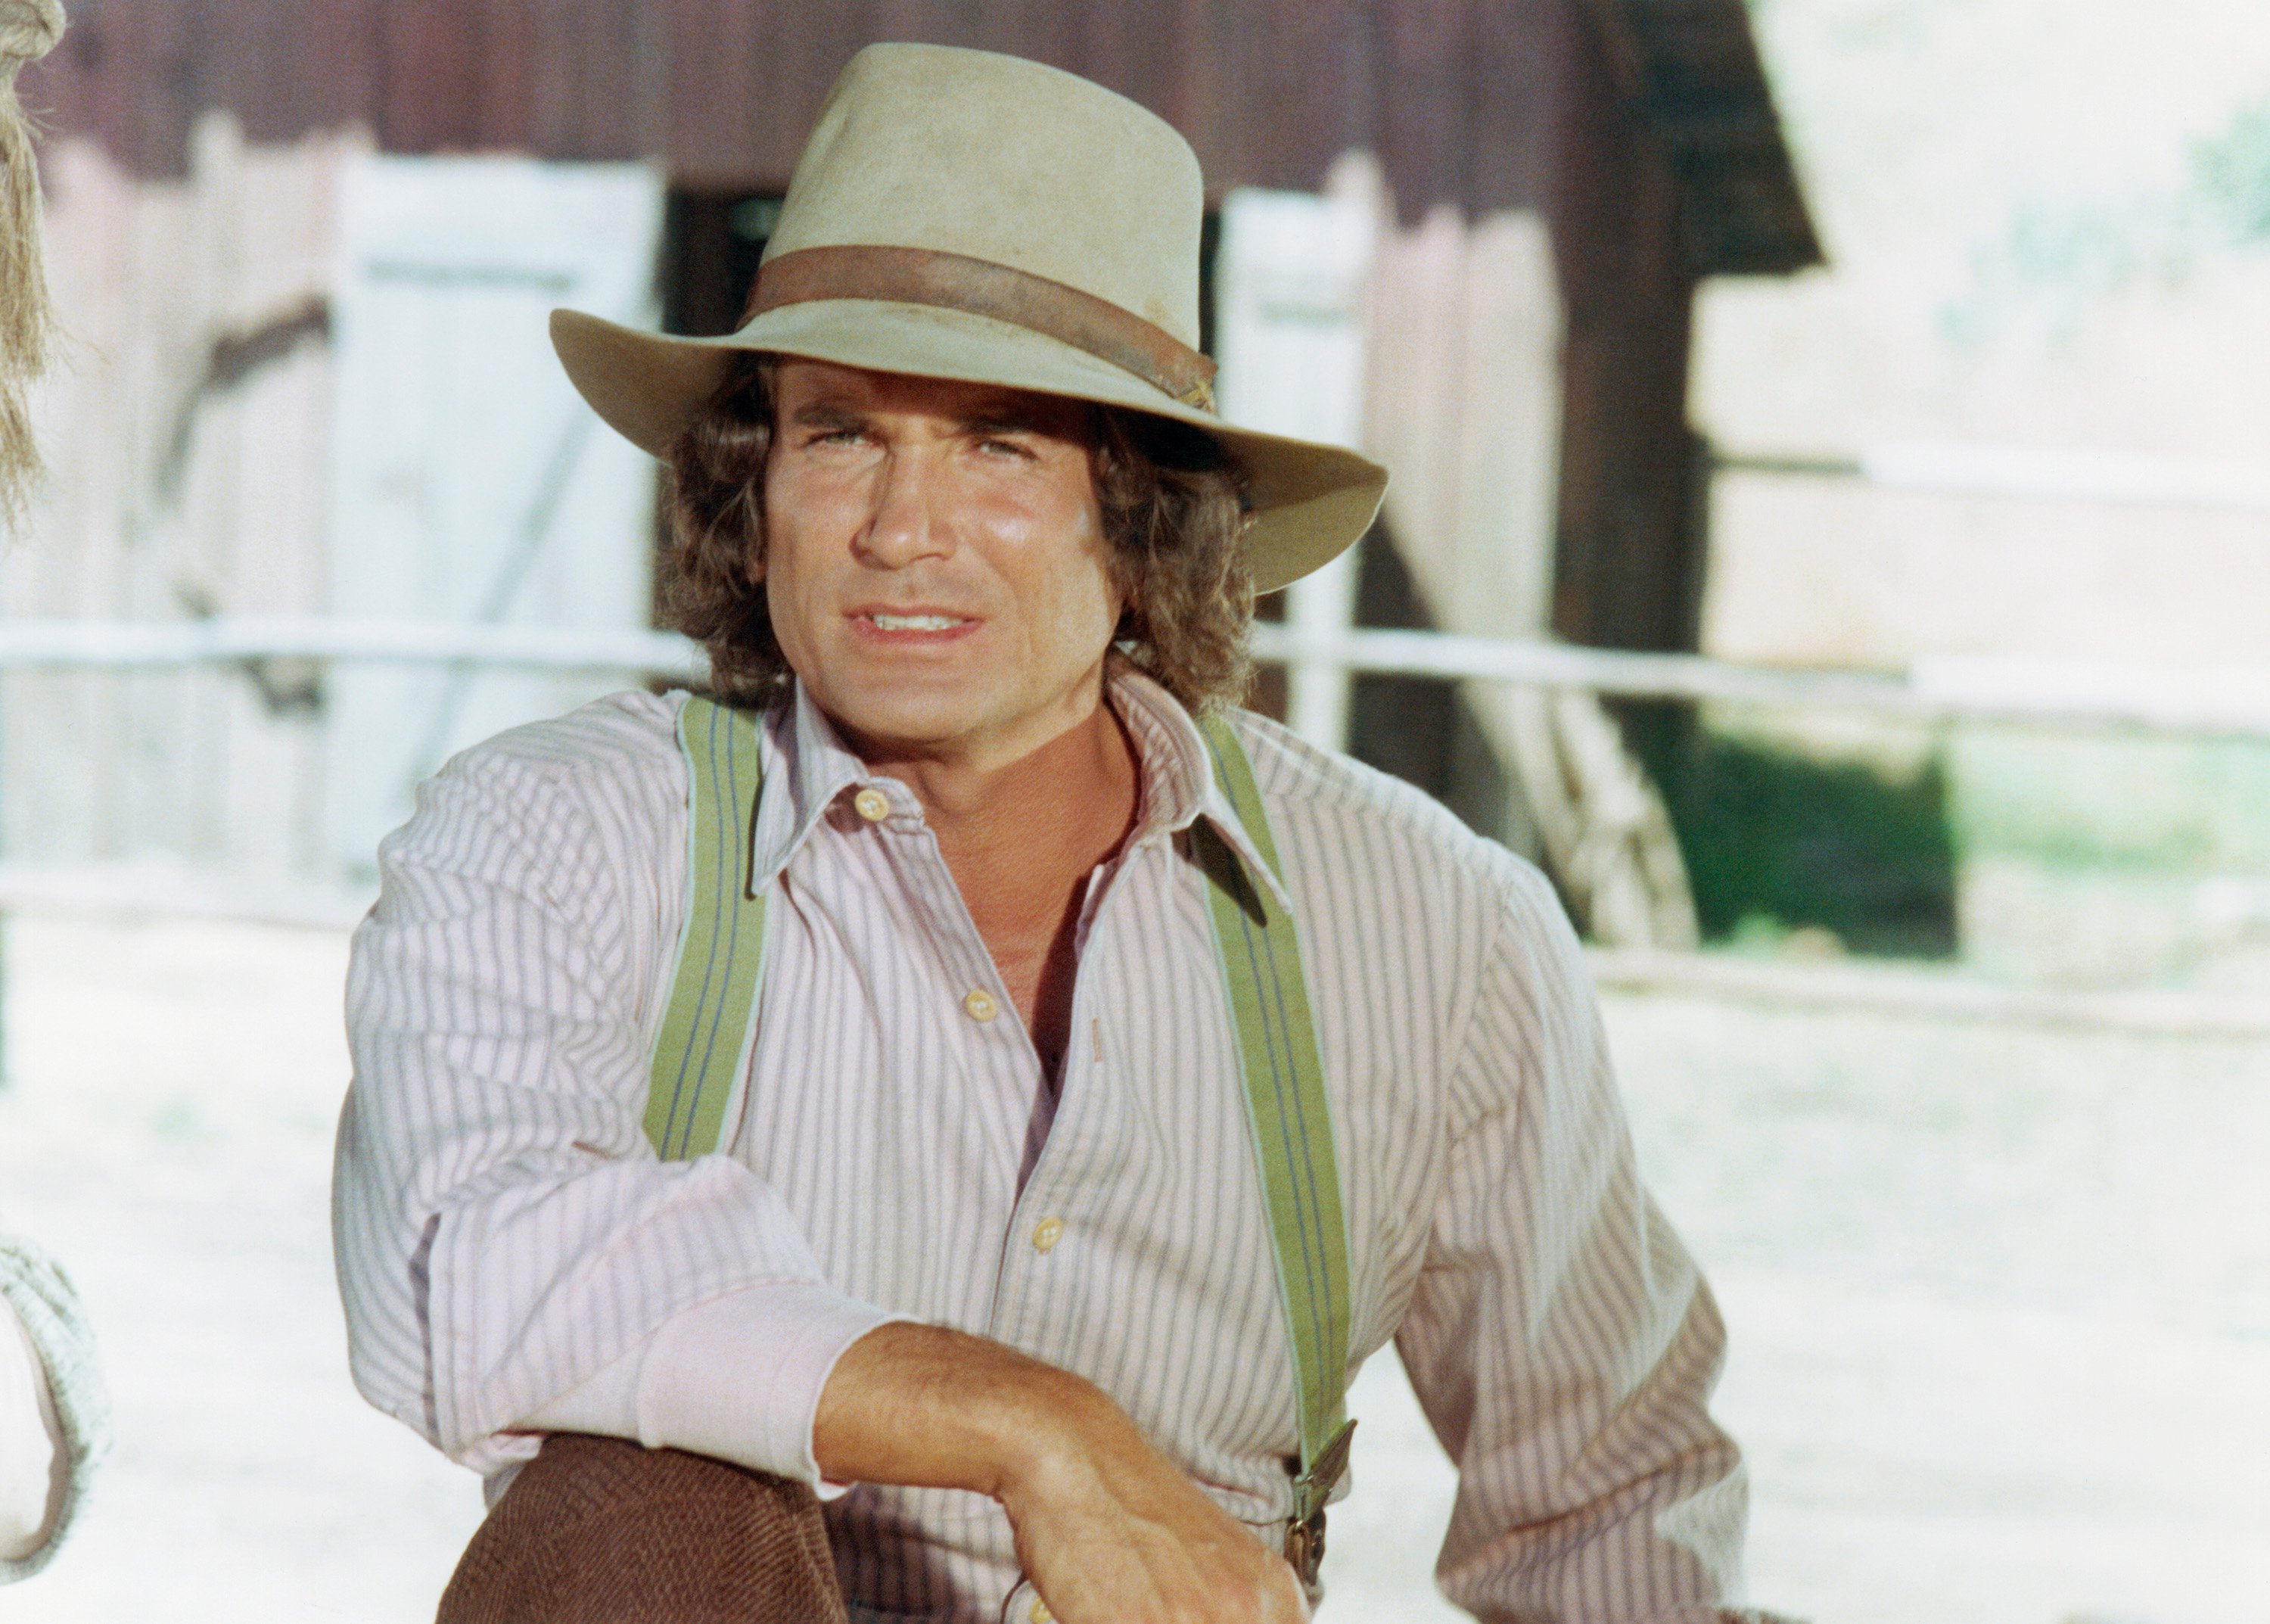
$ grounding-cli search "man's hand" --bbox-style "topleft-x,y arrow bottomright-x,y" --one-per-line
997,1386 -> 1310,1624
814,1321 -> 1308,1624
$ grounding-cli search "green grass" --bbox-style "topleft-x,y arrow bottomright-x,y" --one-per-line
1628,707 -> 1961,958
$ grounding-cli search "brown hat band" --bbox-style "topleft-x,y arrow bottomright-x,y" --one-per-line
749,244 -> 1219,413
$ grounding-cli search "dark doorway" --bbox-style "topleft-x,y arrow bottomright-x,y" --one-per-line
660,191 -> 782,338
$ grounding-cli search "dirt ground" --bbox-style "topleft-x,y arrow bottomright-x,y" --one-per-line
1,914 -> 2264,1623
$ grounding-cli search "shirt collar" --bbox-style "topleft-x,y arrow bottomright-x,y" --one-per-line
745,682 -> 879,892
1105,663 -> 1294,916
744,662 -> 1292,916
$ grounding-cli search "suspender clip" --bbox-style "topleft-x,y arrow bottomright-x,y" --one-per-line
1283,1418 -> 1356,1588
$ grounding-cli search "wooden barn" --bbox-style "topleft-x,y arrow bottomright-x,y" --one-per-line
9,0 -> 1815,932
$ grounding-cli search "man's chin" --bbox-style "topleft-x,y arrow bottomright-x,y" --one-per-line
814,692 -> 994,757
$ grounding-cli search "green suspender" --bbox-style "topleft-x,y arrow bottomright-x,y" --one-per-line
645,696 -> 1352,1583
644,697 -> 773,1162
1193,712 -> 1355,1583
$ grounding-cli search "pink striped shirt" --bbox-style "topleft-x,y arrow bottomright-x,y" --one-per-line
333,664 -> 1755,1622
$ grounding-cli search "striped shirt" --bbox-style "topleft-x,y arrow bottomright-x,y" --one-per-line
333,664 -> 1754,1622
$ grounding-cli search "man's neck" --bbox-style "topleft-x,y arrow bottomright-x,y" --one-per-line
829,681 -> 1143,1080
842,689 -> 1140,866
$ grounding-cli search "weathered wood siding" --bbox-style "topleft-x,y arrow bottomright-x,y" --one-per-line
22,0 -> 1712,664
5,117 -> 351,878
5,0 -> 1790,884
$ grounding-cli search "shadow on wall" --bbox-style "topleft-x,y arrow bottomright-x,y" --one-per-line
1637,723 -> 1961,960
1340,528 -> 1535,864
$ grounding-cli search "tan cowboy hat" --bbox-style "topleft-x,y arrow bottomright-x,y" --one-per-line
549,42 -> 1387,595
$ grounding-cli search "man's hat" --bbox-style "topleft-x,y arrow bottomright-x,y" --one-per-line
550,42 -> 1388,595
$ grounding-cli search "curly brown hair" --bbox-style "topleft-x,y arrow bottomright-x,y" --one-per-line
663,354 -> 1255,713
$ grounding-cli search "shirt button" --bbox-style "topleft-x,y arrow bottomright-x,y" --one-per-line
1028,1598 -> 1053,1624
962,989 -> 998,1022
1031,1216 -> 1065,1253
852,788 -> 890,823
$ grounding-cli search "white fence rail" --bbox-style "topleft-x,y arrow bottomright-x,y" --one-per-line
5,616 -> 2270,740
3,617 -> 2268,1040
0,617 -> 704,676
1714,442 -> 2270,517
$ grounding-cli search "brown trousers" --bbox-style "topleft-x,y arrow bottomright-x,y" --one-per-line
437,1433 -> 850,1624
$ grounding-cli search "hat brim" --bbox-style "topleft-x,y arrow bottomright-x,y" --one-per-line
550,302 -> 1388,596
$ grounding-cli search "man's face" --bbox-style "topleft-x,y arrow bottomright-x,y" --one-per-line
759,358 -> 1124,769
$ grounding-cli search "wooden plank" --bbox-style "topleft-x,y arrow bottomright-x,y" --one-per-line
322,154 -> 665,875
373,0 -> 484,153
870,0 -> 984,48
1466,0 -> 1556,213
205,0 -> 378,148
460,0 -> 538,153
1062,0 -> 1188,141
551,0 -> 647,161
972,0 -> 1081,69
114,0 -> 199,178
5,105 -> 353,879
1165,0 -> 1376,193
1377,0 -> 1471,222
663,0 -> 772,188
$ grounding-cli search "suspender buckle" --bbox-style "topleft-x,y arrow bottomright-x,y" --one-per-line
1283,1506 -> 1328,1589
1283,1418 -> 1355,1589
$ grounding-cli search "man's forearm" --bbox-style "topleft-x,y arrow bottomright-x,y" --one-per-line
812,1321 -> 1105,1500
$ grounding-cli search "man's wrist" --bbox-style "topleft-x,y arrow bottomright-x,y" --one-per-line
813,1321 -> 1116,1504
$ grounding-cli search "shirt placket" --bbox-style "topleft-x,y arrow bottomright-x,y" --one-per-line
981,835 -> 1157,1364
850,781 -> 1049,1325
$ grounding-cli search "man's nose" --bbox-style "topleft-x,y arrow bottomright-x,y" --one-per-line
854,446 -> 954,568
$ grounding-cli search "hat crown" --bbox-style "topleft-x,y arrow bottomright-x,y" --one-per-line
762,44 -> 1205,350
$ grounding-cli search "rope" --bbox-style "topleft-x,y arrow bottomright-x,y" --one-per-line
1,0 -> 64,538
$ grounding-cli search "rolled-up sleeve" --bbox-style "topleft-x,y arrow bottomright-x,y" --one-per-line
1393,860 -> 1762,1623
331,711 -> 885,1480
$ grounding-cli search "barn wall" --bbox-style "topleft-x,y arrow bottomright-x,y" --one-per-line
1544,0 -> 1705,655
11,0 -> 1717,805
29,1 -> 1594,223
5,115 -> 352,878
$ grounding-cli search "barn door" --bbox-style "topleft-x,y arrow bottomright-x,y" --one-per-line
1212,186 -> 1376,751
322,155 -> 665,879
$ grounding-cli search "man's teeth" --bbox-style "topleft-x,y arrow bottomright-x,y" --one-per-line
869,614 -> 966,631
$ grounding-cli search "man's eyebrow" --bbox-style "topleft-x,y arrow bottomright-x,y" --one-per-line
785,400 -> 866,430
956,403 -> 1076,437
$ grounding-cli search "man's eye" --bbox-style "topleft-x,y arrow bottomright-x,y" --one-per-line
977,437 -> 1034,459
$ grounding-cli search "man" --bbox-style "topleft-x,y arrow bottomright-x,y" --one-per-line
335,43 -> 1758,1624
1,0 -> 110,1585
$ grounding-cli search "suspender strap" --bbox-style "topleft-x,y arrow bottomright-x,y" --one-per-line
643,696 -> 772,1161
1193,713 -> 1356,1546
644,698 -> 1352,1577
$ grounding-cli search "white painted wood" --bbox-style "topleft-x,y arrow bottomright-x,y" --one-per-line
322,155 -> 664,878
1213,186 -> 1376,751
4,113 -> 353,882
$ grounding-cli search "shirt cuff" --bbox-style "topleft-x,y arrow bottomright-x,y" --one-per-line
636,1282 -> 912,1500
